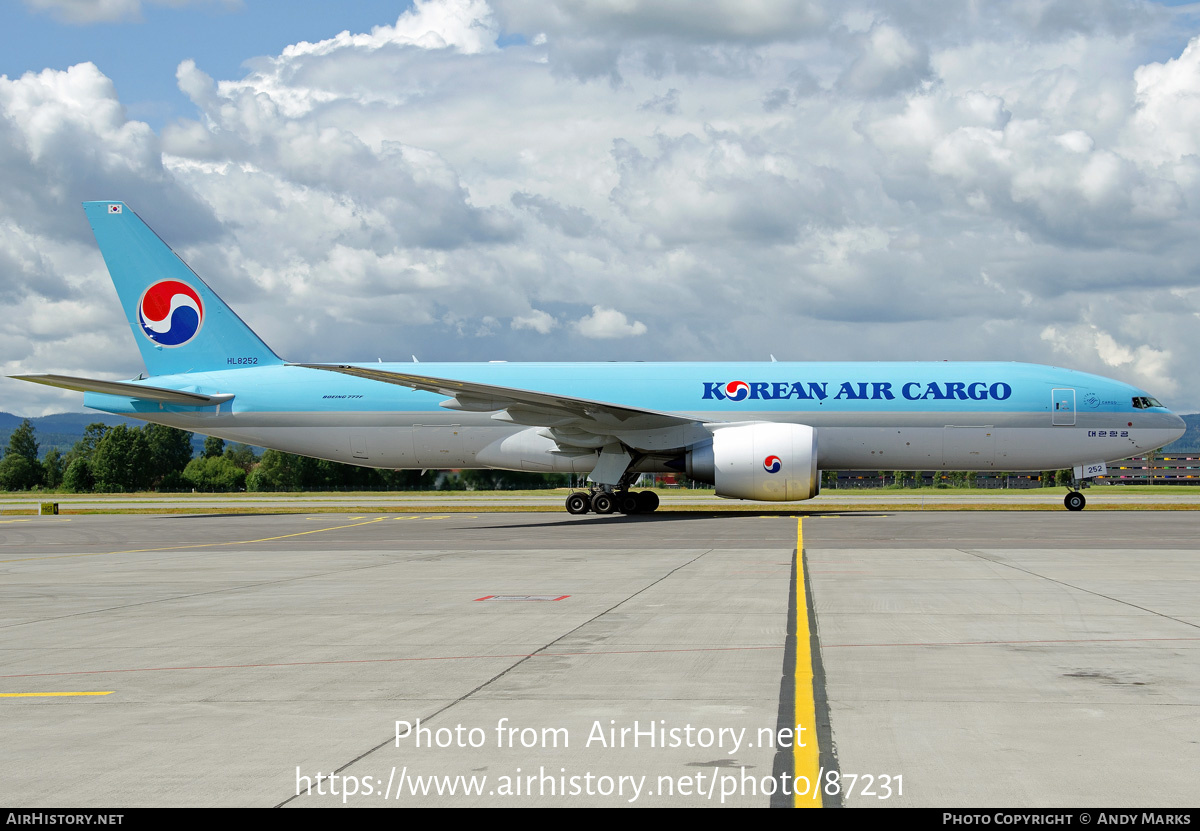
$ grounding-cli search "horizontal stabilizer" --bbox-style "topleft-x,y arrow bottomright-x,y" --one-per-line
10,374 -> 234,406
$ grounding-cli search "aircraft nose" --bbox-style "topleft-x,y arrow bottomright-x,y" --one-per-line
1167,411 -> 1187,442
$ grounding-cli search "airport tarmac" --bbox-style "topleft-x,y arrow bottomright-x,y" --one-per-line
1,511 -> 1197,807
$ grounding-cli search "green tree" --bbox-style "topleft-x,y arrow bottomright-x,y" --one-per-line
66,423 -> 110,467
0,455 -> 40,491
460,469 -> 569,490
182,457 -> 247,492
246,451 -> 441,492
247,449 -> 306,491
142,424 -> 194,488
42,448 -> 65,489
203,436 -> 225,458
245,467 -> 269,492
223,443 -> 258,471
437,472 -> 467,490
91,425 -> 150,492
375,469 -> 437,490
0,419 -> 43,490
62,458 -> 94,492
7,419 -> 39,463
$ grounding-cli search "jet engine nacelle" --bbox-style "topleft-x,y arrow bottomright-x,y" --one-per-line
686,422 -> 819,502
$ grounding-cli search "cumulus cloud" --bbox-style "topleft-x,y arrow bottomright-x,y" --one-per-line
511,192 -> 596,237
1127,36 -> 1200,165
492,0 -> 828,44
574,306 -> 647,339
609,129 -> 845,246
491,0 -> 829,82
638,88 -> 680,114
0,62 -> 218,243
0,61 -> 222,413
3,0 -> 1200,417
1041,323 -> 1176,395
166,56 -> 518,252
281,0 -> 498,58
511,309 -> 558,334
837,23 -> 931,97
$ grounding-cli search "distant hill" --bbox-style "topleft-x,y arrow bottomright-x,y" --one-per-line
0,412 -> 206,458
1164,413 -> 1200,453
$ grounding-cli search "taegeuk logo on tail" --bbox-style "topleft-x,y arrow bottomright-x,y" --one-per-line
138,280 -> 204,347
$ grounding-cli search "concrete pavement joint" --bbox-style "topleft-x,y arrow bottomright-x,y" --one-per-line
958,548 -> 1200,633
273,547 -> 718,808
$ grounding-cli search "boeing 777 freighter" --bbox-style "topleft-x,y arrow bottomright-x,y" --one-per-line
11,202 -> 1187,513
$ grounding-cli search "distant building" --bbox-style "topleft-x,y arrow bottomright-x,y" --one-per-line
1103,453 -> 1199,484
828,451 -> 1200,488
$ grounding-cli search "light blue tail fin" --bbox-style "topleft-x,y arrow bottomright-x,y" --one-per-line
83,201 -> 283,376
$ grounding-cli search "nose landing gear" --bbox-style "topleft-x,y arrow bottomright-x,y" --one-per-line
1064,491 -> 1086,511
1063,466 -> 1099,511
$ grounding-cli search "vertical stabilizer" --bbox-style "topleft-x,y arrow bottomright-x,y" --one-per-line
82,201 -> 283,376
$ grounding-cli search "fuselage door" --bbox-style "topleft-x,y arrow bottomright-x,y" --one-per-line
1051,388 -> 1076,426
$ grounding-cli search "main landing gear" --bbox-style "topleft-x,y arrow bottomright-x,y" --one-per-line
565,488 -> 660,515
565,445 -> 658,516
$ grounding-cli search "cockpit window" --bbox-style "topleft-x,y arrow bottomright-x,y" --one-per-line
1132,397 -> 1163,409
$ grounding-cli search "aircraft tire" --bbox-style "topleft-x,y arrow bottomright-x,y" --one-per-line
1064,492 -> 1086,511
591,492 -> 616,514
566,492 -> 590,514
618,493 -> 641,514
636,491 -> 660,512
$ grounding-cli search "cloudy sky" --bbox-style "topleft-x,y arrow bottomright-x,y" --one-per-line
2,0 -> 1200,415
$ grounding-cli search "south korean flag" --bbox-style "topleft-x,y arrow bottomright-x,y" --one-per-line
108,204 -> 122,214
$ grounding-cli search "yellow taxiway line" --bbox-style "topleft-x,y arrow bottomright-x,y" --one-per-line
793,517 -> 823,807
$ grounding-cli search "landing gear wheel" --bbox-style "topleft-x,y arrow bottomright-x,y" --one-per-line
1064,491 -> 1086,512
636,491 -> 660,513
591,492 -> 616,515
617,492 -> 641,514
565,492 -> 590,515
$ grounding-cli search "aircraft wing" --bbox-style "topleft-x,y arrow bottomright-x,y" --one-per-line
295,363 -> 711,450
11,374 -> 234,406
